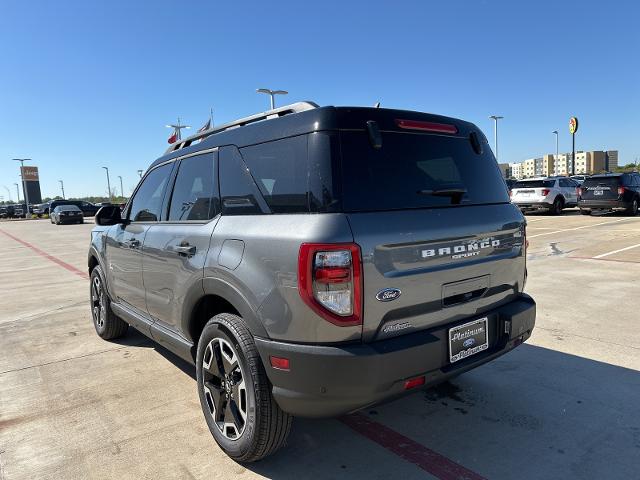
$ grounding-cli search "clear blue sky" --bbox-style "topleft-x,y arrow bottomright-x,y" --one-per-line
0,0 -> 638,200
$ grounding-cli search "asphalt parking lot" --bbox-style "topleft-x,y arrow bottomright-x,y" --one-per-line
1,211 -> 639,480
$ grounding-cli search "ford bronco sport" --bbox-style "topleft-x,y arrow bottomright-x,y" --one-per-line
88,102 -> 536,462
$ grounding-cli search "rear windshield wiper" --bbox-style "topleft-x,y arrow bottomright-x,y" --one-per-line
417,188 -> 468,204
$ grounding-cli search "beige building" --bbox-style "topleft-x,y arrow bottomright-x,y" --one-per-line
509,149 -> 619,179
607,150 -> 618,170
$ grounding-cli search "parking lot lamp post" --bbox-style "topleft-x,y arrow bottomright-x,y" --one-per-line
2,185 -> 11,201
137,170 -> 143,179
488,116 -> 504,162
552,130 -> 559,174
256,88 -> 288,110
13,158 -> 31,216
14,183 -> 20,204
59,180 -> 65,199
102,167 -> 112,201
118,176 -> 124,200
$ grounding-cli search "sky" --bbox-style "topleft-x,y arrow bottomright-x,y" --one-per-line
0,0 -> 638,200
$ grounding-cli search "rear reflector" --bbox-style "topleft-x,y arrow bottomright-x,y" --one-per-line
270,356 -> 290,371
404,376 -> 426,390
395,119 -> 458,134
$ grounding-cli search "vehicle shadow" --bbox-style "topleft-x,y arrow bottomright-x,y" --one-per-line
151,341 -> 640,480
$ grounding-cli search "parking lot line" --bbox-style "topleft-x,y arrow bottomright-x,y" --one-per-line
341,413 -> 486,480
593,242 -> 640,259
0,228 -> 89,280
527,218 -> 629,238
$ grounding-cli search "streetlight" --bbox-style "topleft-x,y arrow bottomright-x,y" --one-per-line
166,117 -> 190,142
59,180 -> 65,199
488,116 -> 504,162
13,183 -> 20,204
256,88 -> 288,110
552,130 -> 559,175
102,167 -> 112,201
118,175 -> 124,199
13,158 -> 31,216
137,170 -> 143,178
2,185 -> 11,201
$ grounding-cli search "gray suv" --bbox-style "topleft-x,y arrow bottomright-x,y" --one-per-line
88,103 -> 536,462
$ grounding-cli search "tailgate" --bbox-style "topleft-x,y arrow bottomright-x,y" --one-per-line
581,178 -> 620,200
348,204 -> 526,342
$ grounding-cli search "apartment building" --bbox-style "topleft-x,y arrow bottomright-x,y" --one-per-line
509,150 -> 618,178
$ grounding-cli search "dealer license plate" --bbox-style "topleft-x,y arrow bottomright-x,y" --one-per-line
449,317 -> 489,363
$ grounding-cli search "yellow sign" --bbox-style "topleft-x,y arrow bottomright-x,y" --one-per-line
569,117 -> 579,135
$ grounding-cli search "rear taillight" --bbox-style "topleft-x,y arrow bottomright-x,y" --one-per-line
298,243 -> 362,326
577,187 -> 583,197
541,189 -> 550,196
618,186 -> 626,195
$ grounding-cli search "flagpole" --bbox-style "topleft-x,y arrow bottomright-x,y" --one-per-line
210,108 -> 214,128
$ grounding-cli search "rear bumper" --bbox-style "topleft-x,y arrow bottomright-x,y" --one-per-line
255,293 -> 536,418
578,199 -> 629,210
513,201 -> 552,210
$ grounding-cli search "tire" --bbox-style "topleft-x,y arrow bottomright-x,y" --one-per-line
626,198 -> 638,216
90,265 -> 128,340
580,209 -> 591,216
550,197 -> 564,215
196,313 -> 292,462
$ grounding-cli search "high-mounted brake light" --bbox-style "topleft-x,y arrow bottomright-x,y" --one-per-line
298,243 -> 362,327
395,119 -> 458,134
618,186 -> 626,195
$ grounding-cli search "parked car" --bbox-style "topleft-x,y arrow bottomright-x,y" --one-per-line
46,200 -> 100,217
88,102 -> 535,462
511,177 -> 580,214
33,202 -> 51,216
578,173 -> 640,216
570,175 -> 589,185
0,205 -> 14,218
51,204 -> 84,224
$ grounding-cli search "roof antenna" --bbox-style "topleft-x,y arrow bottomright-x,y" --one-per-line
374,102 -> 381,108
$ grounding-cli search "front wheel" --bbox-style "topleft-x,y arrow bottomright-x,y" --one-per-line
90,265 -> 128,339
196,313 -> 292,462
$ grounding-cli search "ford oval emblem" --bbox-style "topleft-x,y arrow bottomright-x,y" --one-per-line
376,288 -> 402,302
463,338 -> 476,348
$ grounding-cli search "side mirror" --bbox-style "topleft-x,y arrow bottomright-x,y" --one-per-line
95,205 -> 124,226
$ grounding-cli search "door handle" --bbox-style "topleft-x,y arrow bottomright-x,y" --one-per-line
173,243 -> 196,257
124,239 -> 141,249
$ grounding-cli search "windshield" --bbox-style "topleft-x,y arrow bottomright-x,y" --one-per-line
513,180 -> 554,189
339,131 -> 508,212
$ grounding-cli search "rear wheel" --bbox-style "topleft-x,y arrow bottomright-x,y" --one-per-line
550,197 -> 564,215
626,198 -> 638,216
90,265 -> 128,340
196,313 -> 292,462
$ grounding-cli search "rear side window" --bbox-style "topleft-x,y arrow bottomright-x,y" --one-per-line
514,180 -> 554,189
129,163 -> 173,222
339,131 -> 508,212
219,146 -> 268,215
168,154 -> 218,221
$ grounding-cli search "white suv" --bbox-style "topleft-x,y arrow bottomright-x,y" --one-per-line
511,177 -> 580,215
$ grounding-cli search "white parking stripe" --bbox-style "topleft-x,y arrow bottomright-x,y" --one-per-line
593,243 -> 640,259
527,218 -> 629,239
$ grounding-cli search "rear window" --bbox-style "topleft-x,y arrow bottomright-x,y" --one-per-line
339,131 -> 508,212
583,177 -> 620,188
513,180 -> 554,189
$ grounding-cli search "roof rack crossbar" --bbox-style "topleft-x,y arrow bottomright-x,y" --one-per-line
165,101 -> 319,153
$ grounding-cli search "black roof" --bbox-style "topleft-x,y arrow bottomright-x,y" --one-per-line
149,106 -> 481,170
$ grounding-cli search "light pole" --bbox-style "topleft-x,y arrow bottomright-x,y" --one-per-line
14,183 -> 20,204
59,180 -> 65,199
488,116 -> 503,162
118,175 -> 124,199
552,130 -> 559,175
137,170 -> 144,178
2,185 -> 11,201
256,88 -> 288,110
13,158 -> 31,215
102,167 -> 112,201
166,117 -> 190,142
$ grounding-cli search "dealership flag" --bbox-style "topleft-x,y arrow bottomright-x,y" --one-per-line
167,129 -> 178,144
197,118 -> 211,134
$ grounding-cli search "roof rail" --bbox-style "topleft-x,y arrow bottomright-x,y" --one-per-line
165,101 -> 319,154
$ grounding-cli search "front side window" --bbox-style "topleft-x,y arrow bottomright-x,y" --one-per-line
129,163 -> 173,222
168,154 -> 218,221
